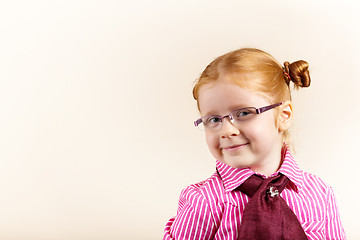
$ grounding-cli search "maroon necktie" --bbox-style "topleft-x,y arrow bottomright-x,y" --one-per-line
237,174 -> 308,240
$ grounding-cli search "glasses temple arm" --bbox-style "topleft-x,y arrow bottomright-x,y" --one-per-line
256,102 -> 283,114
194,119 -> 202,126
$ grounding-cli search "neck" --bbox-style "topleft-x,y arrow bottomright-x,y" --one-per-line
251,143 -> 284,177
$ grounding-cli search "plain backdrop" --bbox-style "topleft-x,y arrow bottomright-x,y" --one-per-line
0,0 -> 359,239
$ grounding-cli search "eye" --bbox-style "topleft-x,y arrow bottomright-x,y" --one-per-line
207,116 -> 221,123
203,116 -> 222,127
234,108 -> 255,120
237,110 -> 251,117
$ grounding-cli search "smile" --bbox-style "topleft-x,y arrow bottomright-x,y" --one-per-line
222,143 -> 249,151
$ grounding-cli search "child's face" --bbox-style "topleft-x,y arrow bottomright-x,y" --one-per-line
198,79 -> 284,175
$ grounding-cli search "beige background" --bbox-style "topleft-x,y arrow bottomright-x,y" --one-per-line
0,0 -> 359,239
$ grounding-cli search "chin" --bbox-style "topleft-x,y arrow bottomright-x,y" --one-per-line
222,159 -> 251,169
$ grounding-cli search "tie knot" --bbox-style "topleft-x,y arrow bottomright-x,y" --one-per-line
238,174 -> 289,198
238,173 -> 308,239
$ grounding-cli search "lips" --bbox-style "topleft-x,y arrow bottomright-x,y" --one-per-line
222,143 -> 249,151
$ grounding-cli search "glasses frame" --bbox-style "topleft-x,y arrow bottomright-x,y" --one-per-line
194,102 -> 283,130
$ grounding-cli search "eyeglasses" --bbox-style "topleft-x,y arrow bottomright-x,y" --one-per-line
194,102 -> 283,131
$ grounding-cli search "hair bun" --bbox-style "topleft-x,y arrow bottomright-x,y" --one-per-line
283,60 -> 311,88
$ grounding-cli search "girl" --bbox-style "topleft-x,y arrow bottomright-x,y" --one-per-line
163,48 -> 346,239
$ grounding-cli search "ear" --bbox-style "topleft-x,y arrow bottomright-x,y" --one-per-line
277,101 -> 293,132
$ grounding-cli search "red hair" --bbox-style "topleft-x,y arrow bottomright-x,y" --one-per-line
193,48 -> 311,144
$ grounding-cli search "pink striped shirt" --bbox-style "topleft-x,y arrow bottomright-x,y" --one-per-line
163,149 -> 346,239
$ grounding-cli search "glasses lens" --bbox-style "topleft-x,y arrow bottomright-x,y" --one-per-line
196,121 -> 205,131
232,108 -> 257,122
202,115 -> 222,130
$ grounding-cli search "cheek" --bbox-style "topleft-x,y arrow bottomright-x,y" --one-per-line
246,116 -> 278,142
205,132 -> 217,148
205,133 -> 221,155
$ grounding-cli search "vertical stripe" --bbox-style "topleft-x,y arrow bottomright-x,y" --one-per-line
163,148 -> 346,239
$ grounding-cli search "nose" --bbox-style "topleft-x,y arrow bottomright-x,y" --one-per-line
220,118 -> 240,138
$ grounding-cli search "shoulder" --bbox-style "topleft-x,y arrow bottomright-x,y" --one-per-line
178,172 -> 224,207
300,170 -> 333,198
165,174 -> 222,239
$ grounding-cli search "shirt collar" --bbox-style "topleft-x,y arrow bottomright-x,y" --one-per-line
216,147 -> 304,193
277,147 -> 304,192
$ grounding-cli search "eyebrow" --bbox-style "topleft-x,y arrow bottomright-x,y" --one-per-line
201,104 -> 250,117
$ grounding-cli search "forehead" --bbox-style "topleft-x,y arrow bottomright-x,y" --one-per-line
198,81 -> 269,115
